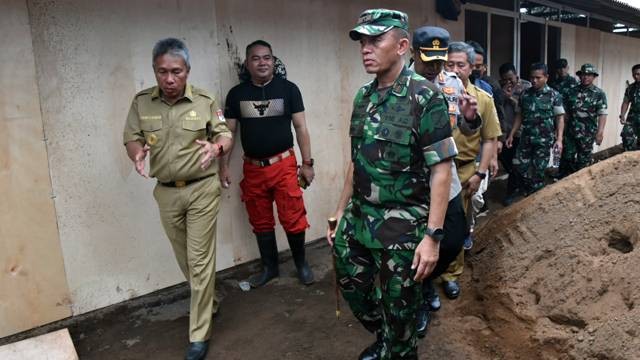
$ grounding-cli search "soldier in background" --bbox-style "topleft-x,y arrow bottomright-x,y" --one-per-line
619,64 -> 640,151
328,9 -> 456,359
560,64 -> 608,177
549,58 -> 578,100
506,63 -> 564,194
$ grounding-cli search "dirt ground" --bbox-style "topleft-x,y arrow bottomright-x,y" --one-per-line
69,238 -> 503,360
472,151 -> 640,360
23,151 -> 640,359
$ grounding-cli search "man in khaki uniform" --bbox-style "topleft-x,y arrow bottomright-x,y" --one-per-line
123,38 -> 232,360
442,41 -> 501,299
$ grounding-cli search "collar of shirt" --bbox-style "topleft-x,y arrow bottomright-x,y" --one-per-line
150,84 -> 194,103
363,65 -> 411,105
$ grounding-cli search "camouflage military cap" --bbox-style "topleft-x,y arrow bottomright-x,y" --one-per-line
413,26 -> 449,62
349,9 -> 409,41
576,63 -> 599,76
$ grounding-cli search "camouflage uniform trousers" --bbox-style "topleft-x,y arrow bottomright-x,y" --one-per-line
334,203 -> 421,360
621,115 -> 640,151
513,133 -> 554,194
560,119 -> 597,176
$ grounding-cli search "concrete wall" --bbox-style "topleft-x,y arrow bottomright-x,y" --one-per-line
0,0 -> 71,338
2,0 -> 465,335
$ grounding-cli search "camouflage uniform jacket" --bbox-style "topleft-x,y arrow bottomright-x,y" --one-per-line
624,81 -> 640,116
566,84 -> 608,125
517,84 -> 564,142
549,75 -> 578,102
349,66 -> 458,249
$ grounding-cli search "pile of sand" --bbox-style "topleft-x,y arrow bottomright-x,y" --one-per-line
470,152 -> 640,360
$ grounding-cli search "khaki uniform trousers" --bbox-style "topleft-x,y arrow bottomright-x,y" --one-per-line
153,176 -> 220,342
440,161 -> 475,282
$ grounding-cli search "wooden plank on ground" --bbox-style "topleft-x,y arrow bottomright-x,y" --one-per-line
0,329 -> 78,360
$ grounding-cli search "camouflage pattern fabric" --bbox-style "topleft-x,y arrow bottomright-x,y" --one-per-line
334,219 -> 420,360
621,120 -> 638,151
335,66 -> 456,359
513,84 -> 564,193
622,82 -> 640,150
549,75 -> 578,106
347,66 -> 457,250
349,9 -> 409,40
560,84 -> 607,176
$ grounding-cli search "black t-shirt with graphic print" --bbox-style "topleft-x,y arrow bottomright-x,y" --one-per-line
224,77 -> 305,159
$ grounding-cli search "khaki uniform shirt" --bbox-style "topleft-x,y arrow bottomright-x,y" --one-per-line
453,84 -> 502,163
123,84 -> 232,183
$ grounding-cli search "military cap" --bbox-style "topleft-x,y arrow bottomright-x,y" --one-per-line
349,9 -> 409,40
576,63 -> 599,76
413,26 -> 449,62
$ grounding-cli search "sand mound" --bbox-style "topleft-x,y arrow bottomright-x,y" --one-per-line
470,152 -> 640,360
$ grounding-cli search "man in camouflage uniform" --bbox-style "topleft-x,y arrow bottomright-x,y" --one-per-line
619,64 -> 640,151
506,63 -> 564,194
327,9 -> 457,360
560,64 -> 608,177
549,58 -> 578,101
411,25 -> 479,337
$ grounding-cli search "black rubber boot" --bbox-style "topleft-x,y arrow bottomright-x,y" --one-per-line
286,232 -> 315,285
248,231 -> 279,288
358,331 -> 383,360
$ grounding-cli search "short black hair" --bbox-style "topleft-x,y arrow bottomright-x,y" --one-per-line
633,64 -> 640,73
530,62 -> 548,75
246,40 -> 273,57
499,62 -> 516,76
554,58 -> 568,69
466,40 -> 486,63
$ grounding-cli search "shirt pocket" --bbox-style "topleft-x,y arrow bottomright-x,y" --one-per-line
373,122 -> 413,171
181,118 -> 208,147
349,115 -> 366,161
141,118 -> 164,147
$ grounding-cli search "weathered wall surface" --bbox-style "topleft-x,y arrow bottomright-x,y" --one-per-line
27,0 -> 221,316
1,0 -> 464,328
0,0 -> 71,337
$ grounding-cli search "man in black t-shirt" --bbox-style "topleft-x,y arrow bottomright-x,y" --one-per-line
220,40 -> 315,287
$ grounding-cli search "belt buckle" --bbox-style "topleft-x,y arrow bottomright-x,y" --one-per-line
175,180 -> 187,188
259,159 -> 271,167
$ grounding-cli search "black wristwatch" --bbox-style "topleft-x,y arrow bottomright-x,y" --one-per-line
474,171 -> 487,180
426,227 -> 445,242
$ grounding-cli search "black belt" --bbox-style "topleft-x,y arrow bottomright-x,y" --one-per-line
159,174 -> 214,188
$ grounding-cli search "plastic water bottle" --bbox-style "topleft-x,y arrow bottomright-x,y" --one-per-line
552,145 -> 561,168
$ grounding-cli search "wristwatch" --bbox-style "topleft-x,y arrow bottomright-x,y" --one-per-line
475,171 -> 487,180
302,158 -> 314,167
426,227 -> 445,242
